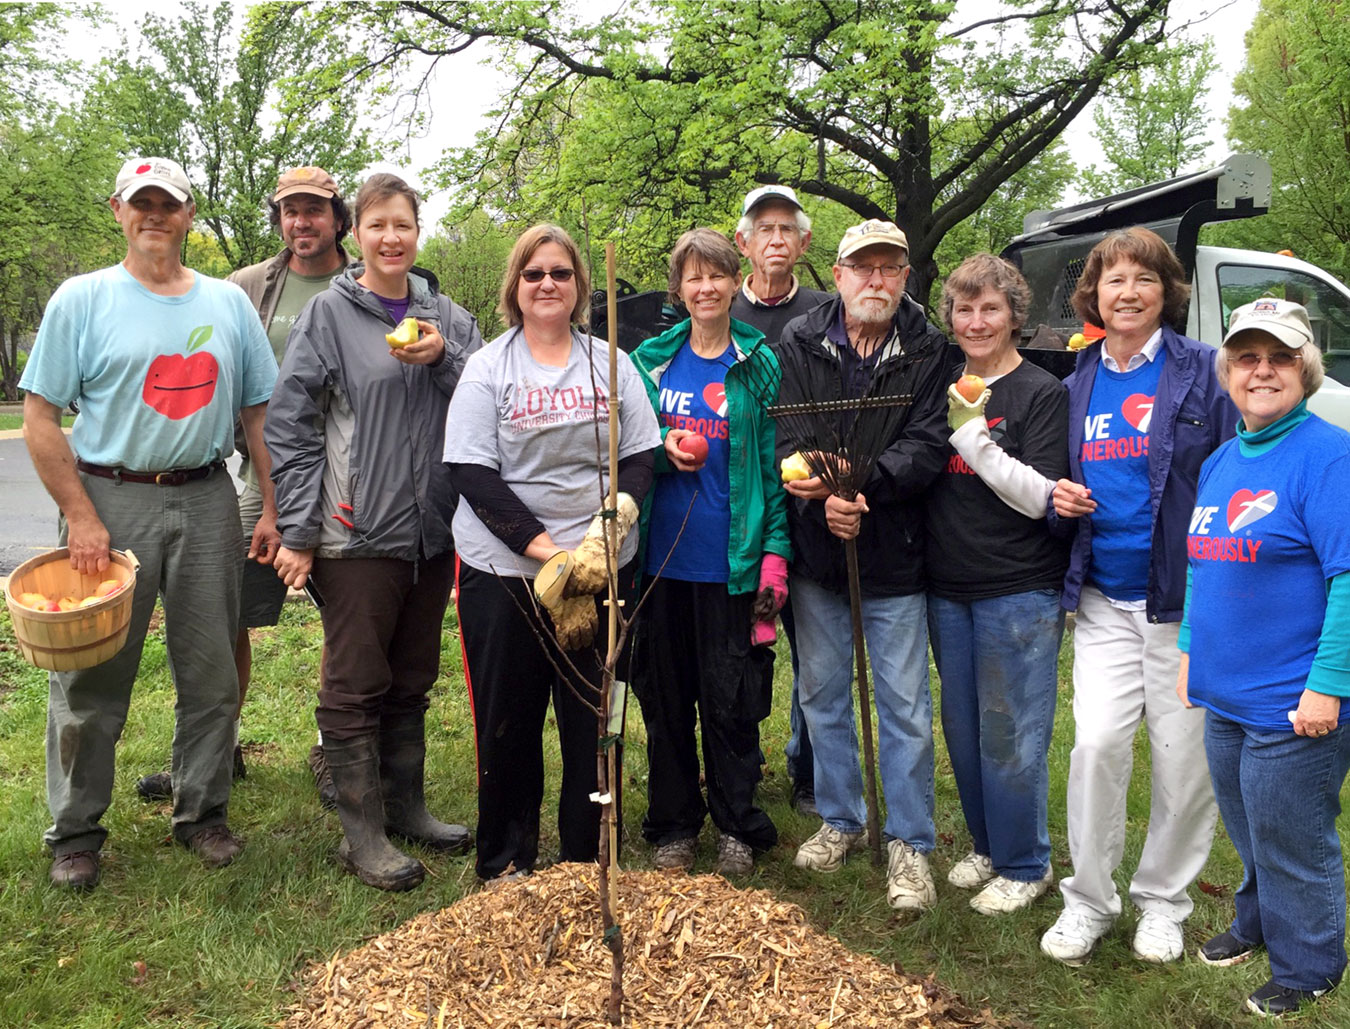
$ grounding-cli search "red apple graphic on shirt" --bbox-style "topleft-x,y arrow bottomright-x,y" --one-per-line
142,325 -> 219,420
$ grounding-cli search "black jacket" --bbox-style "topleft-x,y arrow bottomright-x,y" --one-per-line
774,294 -> 952,596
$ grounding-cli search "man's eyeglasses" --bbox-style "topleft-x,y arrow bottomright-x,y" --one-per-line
839,262 -> 906,280
753,223 -> 801,239
1228,350 -> 1302,371
520,268 -> 575,283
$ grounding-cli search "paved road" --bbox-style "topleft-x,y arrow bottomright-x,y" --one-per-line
0,435 -> 243,576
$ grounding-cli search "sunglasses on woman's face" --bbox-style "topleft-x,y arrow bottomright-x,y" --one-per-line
1228,350 -> 1302,371
520,268 -> 575,283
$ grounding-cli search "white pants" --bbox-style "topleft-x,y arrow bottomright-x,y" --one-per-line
1060,586 -> 1217,921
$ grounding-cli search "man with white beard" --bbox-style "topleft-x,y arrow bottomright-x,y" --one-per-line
772,220 -> 951,911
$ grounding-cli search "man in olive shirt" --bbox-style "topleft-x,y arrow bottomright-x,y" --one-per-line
730,185 -> 831,816
136,166 -> 350,802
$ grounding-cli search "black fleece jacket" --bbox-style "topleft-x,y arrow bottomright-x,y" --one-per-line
773,294 -> 953,596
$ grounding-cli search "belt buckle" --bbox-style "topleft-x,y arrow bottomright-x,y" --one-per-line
155,470 -> 186,486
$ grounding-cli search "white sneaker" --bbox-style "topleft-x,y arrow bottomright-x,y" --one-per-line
794,823 -> 867,872
1040,908 -> 1113,966
886,840 -> 937,911
970,868 -> 1053,916
1132,911 -> 1185,964
947,851 -> 996,890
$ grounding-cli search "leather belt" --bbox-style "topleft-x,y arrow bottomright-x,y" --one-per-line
77,460 -> 225,486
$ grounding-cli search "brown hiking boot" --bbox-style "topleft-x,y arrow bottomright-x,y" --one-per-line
50,851 -> 100,890
183,825 -> 244,868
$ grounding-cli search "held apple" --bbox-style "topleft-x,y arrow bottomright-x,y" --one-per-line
954,374 -> 987,403
385,317 -> 420,348
677,433 -> 709,465
780,451 -> 812,483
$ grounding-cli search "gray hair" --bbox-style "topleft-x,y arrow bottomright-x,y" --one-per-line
940,253 -> 1032,335
1216,336 -> 1325,398
736,205 -> 812,239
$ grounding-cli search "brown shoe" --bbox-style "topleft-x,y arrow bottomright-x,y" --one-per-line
183,825 -> 243,868
50,850 -> 100,890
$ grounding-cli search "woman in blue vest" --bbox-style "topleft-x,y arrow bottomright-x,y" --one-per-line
1040,227 -> 1236,966
1178,298 -> 1350,1017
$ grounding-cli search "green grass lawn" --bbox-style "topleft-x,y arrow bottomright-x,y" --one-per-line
0,413 -> 74,431
1,601 -> 1348,1028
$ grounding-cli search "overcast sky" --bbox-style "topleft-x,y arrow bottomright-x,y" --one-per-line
77,0 -> 1262,225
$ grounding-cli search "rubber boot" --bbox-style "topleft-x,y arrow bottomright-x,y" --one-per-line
379,712 -> 473,853
324,735 -> 425,891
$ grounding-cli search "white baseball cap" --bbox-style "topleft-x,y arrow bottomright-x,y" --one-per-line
114,157 -> 193,203
742,184 -> 803,215
1222,296 -> 1314,350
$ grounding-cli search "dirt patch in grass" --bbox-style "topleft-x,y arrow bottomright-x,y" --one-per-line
285,863 -> 1009,1028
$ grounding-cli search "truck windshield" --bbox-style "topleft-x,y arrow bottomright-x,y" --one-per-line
1216,264 -> 1350,385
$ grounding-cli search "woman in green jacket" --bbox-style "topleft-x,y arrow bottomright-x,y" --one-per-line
630,228 -> 791,876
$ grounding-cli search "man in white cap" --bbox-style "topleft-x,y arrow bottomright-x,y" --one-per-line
21,157 -> 278,888
134,166 -> 351,806
775,219 -> 950,911
730,184 -> 831,816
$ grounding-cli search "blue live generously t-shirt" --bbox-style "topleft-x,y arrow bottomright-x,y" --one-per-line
20,265 -> 277,469
1081,352 -> 1165,601
1186,417 -> 1350,729
644,339 -> 732,583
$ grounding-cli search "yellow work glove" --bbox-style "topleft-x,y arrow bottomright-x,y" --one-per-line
947,382 -> 992,433
534,493 -> 638,605
546,593 -> 598,652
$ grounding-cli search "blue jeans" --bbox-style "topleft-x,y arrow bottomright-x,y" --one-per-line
1204,711 -> 1350,991
791,575 -> 934,850
928,590 -> 1063,882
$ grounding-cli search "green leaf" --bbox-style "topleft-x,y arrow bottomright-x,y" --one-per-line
187,325 -> 214,352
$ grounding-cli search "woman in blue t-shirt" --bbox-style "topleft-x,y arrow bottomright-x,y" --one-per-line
1177,297 -> 1350,1017
630,228 -> 791,876
1041,228 -> 1236,968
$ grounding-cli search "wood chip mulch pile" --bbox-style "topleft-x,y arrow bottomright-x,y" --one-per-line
285,863 -> 1008,1029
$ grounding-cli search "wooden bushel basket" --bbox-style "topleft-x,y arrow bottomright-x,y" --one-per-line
3,549 -> 140,672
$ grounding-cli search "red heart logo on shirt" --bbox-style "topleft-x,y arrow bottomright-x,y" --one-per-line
1121,393 -> 1154,433
1227,489 -> 1278,532
703,382 -> 728,418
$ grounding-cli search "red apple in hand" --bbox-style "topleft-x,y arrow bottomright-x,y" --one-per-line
678,433 -> 709,466
955,373 -> 986,403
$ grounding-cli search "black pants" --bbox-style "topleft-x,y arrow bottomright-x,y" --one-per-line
456,559 -> 634,880
632,578 -> 777,851
312,553 -> 454,739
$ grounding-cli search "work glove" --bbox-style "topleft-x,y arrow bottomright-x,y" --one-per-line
947,382 -> 992,433
534,493 -> 639,605
545,594 -> 598,652
750,553 -> 789,646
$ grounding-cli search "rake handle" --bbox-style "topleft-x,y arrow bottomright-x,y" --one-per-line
844,537 -> 884,867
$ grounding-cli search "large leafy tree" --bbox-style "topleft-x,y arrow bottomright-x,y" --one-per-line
317,0 -> 1181,303
0,5 -> 124,399
1077,36 -> 1216,196
108,1 -> 377,270
1218,0 -> 1350,282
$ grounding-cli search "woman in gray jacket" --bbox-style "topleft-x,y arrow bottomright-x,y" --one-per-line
265,173 -> 483,891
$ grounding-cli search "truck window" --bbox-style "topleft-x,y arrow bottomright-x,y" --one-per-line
1217,264 -> 1350,383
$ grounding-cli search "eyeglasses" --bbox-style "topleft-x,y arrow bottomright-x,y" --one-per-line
1228,350 -> 1302,371
753,222 -> 801,239
839,262 -> 907,279
520,268 -> 575,283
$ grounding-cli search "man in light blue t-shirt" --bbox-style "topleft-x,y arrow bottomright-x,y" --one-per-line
20,156 -> 278,890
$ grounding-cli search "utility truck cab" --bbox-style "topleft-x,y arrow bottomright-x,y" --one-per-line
1003,154 -> 1350,429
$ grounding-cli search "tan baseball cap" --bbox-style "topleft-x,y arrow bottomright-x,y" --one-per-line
1223,296 -> 1315,350
272,166 -> 341,202
837,219 -> 909,262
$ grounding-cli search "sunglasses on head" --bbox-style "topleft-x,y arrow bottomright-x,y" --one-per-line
520,268 -> 575,283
